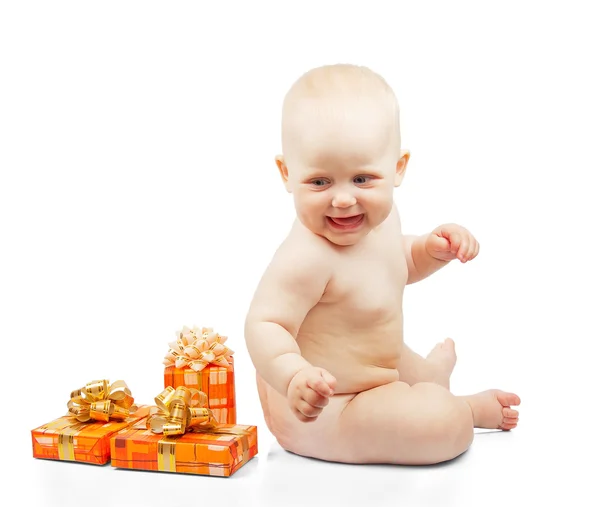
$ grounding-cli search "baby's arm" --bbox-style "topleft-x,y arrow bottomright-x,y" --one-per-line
404,234 -> 450,284
245,239 -> 336,420
404,224 -> 480,284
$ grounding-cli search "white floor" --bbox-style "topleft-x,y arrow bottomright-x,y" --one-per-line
12,411 -> 597,507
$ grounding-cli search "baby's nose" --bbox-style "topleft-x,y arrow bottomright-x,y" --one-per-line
332,192 -> 357,208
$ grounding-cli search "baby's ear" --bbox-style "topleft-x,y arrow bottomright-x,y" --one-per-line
394,150 -> 410,187
275,155 -> 292,193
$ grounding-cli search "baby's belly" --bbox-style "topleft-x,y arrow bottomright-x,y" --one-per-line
257,323 -> 403,453
296,328 -> 402,394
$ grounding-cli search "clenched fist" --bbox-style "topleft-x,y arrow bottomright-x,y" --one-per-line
425,223 -> 480,263
287,366 -> 337,422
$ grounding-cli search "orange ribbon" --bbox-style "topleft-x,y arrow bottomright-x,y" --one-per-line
67,380 -> 137,423
146,386 -> 217,436
163,326 -> 233,371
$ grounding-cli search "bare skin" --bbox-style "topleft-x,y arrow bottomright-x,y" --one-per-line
401,338 -> 457,389
245,64 -> 520,465
251,209 -> 520,464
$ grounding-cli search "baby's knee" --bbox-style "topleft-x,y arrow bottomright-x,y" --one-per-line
444,398 -> 474,456
411,383 -> 474,460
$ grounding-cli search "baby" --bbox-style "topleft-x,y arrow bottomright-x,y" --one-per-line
244,64 -> 520,465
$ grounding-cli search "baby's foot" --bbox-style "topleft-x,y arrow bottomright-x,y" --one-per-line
464,389 -> 521,430
425,338 -> 457,389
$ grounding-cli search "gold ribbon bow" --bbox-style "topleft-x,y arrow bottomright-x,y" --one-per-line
147,386 -> 217,436
67,380 -> 137,423
163,326 -> 234,372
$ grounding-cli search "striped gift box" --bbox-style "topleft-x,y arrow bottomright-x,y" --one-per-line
110,418 -> 257,477
31,406 -> 149,465
164,358 -> 236,424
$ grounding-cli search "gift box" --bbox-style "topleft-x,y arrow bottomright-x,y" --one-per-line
111,419 -> 257,476
110,386 -> 257,477
163,326 -> 236,424
32,380 -> 148,465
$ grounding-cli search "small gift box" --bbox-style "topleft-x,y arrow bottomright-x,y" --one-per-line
32,379 -> 148,465
163,326 -> 236,424
110,386 -> 257,477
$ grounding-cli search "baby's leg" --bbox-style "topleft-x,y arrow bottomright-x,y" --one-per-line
324,381 -> 520,465
332,381 -> 471,464
258,374 -> 520,465
397,339 -> 456,389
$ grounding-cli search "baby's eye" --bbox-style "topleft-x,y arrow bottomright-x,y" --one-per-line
353,175 -> 373,185
310,178 -> 329,187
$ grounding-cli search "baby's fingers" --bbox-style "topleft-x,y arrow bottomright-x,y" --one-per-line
307,375 -> 334,397
303,388 -> 330,409
457,235 -> 471,262
448,231 -> 463,255
465,238 -> 480,261
320,370 -> 337,391
295,400 -> 322,422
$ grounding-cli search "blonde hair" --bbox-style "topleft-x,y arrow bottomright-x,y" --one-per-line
281,64 -> 401,155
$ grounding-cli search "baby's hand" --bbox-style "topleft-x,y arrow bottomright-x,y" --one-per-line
425,223 -> 480,263
287,366 -> 337,423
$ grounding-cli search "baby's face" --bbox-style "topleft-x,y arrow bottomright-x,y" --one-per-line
280,100 -> 405,246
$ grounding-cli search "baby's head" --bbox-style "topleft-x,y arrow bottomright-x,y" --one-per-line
276,64 -> 409,246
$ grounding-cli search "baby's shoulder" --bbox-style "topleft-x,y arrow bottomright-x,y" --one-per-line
257,225 -> 334,292
279,224 -> 334,261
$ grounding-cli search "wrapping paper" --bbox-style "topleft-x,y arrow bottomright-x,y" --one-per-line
164,362 -> 236,424
111,418 -> 258,476
31,406 -> 149,465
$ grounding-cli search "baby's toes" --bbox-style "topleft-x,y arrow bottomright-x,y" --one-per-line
435,338 -> 453,351
497,391 -> 521,407
500,420 -> 519,431
500,407 -> 519,430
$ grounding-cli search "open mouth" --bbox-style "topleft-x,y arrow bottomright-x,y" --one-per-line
326,214 -> 365,230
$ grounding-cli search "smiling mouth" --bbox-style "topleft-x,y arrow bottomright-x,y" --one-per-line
327,214 -> 365,230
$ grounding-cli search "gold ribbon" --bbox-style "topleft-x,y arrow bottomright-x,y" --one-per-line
162,326 -> 234,371
57,424 -> 84,461
203,425 -> 252,462
157,425 -> 253,472
149,386 -> 218,472
147,386 -> 217,436
67,379 -> 137,423
157,439 -> 177,472
148,386 -> 253,472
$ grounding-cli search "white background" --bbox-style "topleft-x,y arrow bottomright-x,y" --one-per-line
1,1 -> 599,506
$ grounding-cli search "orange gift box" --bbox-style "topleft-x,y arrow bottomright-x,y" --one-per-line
31,406 -> 149,465
164,362 -> 236,424
163,326 -> 236,424
110,418 -> 258,477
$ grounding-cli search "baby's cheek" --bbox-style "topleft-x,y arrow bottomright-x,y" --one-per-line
297,209 -> 322,234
